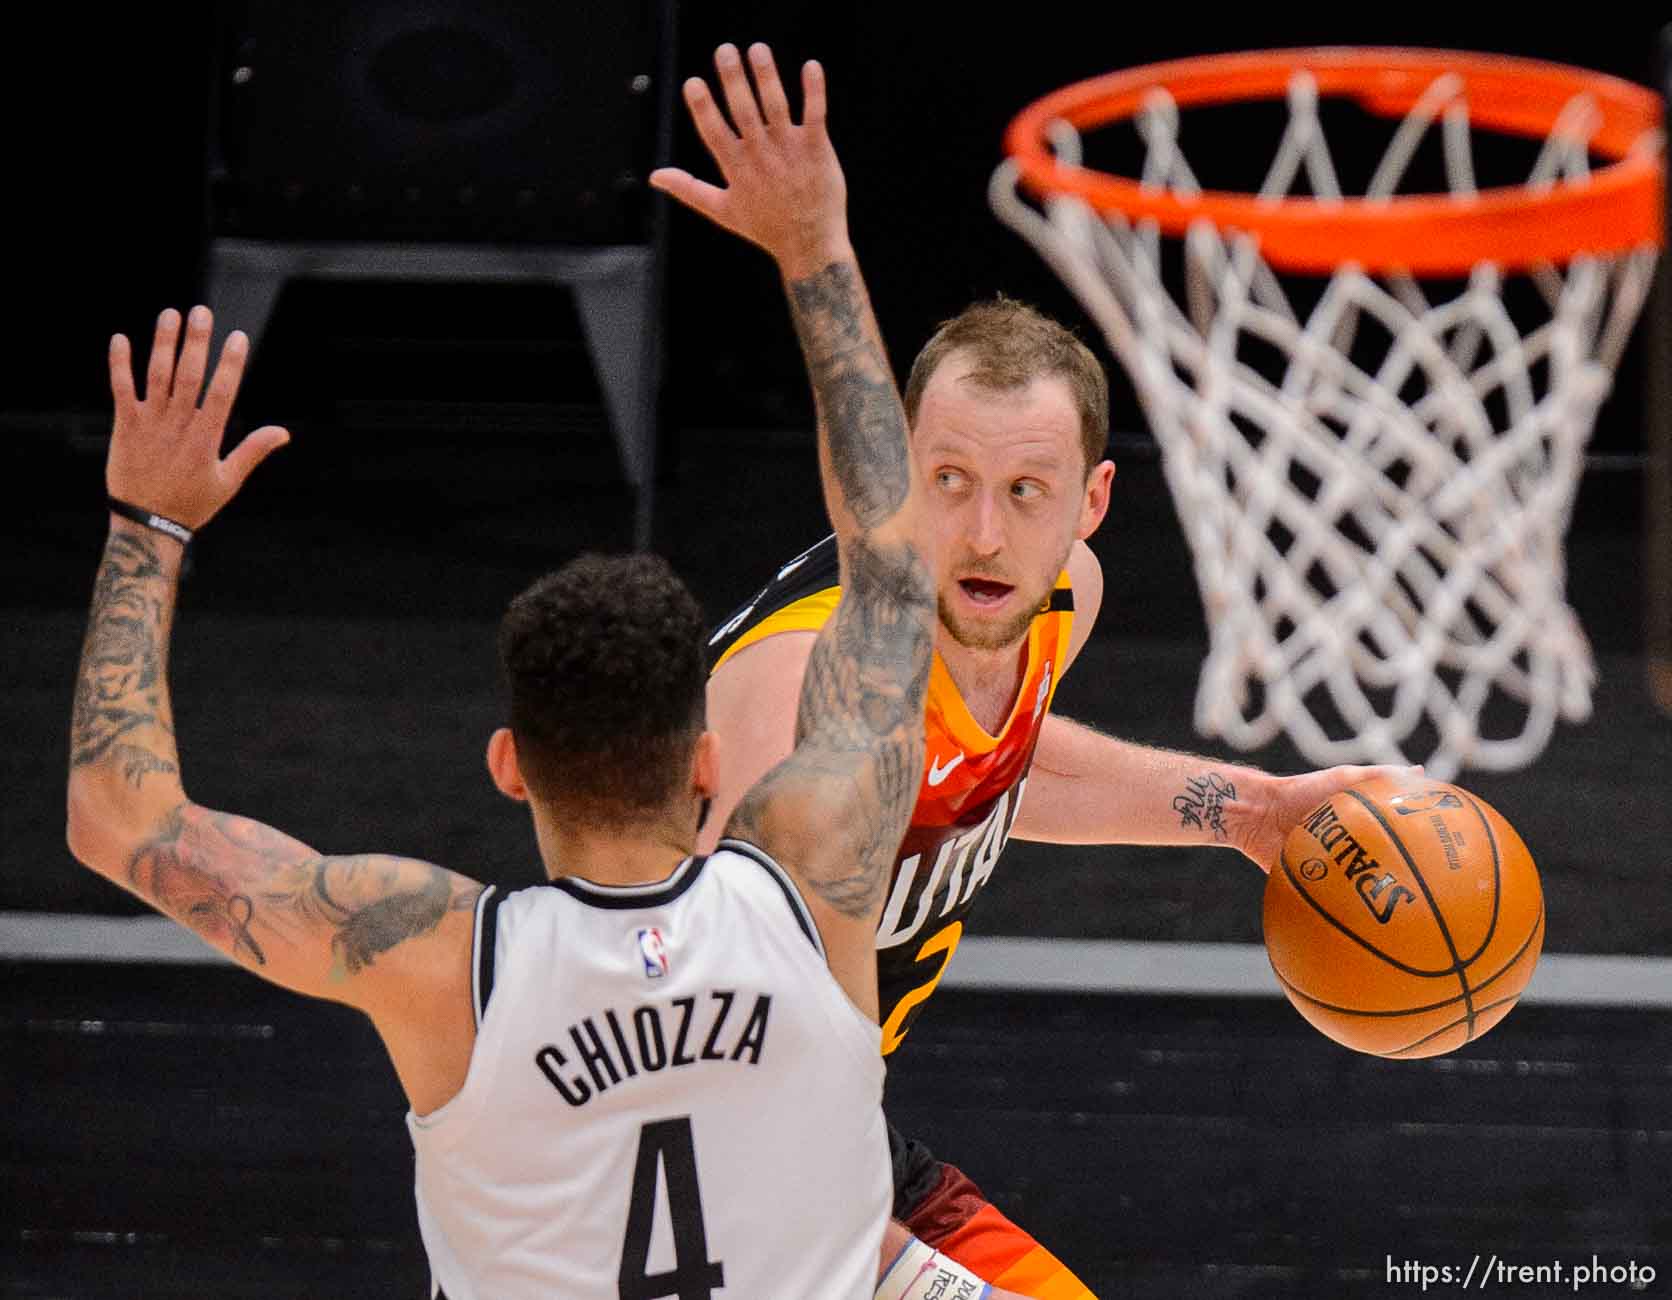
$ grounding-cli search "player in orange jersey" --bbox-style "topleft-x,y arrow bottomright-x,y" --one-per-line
658,40 -> 1412,1300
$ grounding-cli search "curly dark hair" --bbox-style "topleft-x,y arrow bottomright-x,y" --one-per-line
498,553 -> 707,819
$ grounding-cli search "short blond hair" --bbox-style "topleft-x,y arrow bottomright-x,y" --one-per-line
903,297 -> 1108,473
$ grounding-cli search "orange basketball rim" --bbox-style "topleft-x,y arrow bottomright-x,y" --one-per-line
1003,48 -> 1665,274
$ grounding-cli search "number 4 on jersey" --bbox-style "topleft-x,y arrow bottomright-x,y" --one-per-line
619,1117 -> 726,1300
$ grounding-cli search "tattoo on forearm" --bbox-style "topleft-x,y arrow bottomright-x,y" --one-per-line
113,743 -> 179,789
127,804 -> 482,977
1174,772 -> 1237,841
75,527 -> 483,983
130,806 -> 269,965
71,529 -> 178,786
732,535 -> 934,919
786,262 -> 910,530
731,263 -> 935,921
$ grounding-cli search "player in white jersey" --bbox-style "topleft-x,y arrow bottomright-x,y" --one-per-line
410,819 -> 889,1297
65,43 -> 939,1297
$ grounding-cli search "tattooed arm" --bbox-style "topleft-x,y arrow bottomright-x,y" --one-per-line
1012,713 -> 1419,874
723,261 -> 933,907
66,312 -> 483,1107
65,525 -> 482,1004
1009,714 -> 1277,854
722,534 -> 933,1015
652,45 -> 934,1016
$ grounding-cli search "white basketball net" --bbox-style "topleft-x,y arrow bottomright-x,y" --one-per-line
992,70 -> 1660,778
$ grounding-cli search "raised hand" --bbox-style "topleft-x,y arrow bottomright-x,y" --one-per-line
650,43 -> 850,279
107,306 -> 289,529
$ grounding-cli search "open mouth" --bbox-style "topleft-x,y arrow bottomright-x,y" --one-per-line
958,578 -> 1015,607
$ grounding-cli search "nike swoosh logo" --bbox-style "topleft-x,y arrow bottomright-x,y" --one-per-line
926,751 -> 965,786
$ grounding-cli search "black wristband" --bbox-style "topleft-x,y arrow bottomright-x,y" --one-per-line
108,497 -> 194,547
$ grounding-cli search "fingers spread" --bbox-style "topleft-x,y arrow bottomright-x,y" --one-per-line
169,305 -> 214,417
682,75 -> 742,167
747,43 -> 792,125
197,330 -> 251,435
108,335 -> 137,408
145,309 -> 181,405
713,42 -> 764,138
801,59 -> 827,130
648,167 -> 730,223
222,423 -> 291,493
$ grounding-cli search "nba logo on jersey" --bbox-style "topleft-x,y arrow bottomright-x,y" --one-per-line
636,927 -> 670,979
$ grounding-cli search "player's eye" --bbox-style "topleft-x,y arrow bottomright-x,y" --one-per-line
935,468 -> 968,491
1010,479 -> 1044,500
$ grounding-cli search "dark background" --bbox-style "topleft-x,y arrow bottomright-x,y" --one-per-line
2,5 -> 1668,1296
2,5 -> 1665,448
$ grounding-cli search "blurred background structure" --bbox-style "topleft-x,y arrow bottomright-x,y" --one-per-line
2,4 -> 1666,1295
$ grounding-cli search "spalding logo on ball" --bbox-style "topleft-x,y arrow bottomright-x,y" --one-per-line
1262,774 -> 1544,1058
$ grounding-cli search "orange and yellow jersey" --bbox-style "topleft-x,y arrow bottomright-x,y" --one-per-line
708,535 -> 1074,1056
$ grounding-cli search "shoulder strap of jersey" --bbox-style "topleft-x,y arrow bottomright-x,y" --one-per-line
706,534 -> 840,670
714,837 -> 825,957
471,884 -> 504,1027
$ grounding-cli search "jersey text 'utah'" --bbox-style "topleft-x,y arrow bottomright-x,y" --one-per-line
710,535 -> 1073,1054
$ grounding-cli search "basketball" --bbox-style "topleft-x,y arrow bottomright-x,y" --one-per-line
1263,773 -> 1543,1058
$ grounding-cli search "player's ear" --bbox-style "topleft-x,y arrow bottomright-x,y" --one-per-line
486,727 -> 530,803
691,729 -> 721,802
1077,457 -> 1115,540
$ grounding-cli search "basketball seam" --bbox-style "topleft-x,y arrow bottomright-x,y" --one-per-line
1452,791 -> 1505,968
1377,991 -> 1525,1058
1277,851 -> 1464,979
1344,788 -> 1477,1037
1268,903 -> 1543,1019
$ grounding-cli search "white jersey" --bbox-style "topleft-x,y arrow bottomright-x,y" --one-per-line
407,839 -> 890,1300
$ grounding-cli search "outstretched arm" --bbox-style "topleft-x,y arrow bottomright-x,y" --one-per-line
66,309 -> 483,1022
1015,712 -> 1420,872
652,46 -> 935,1014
